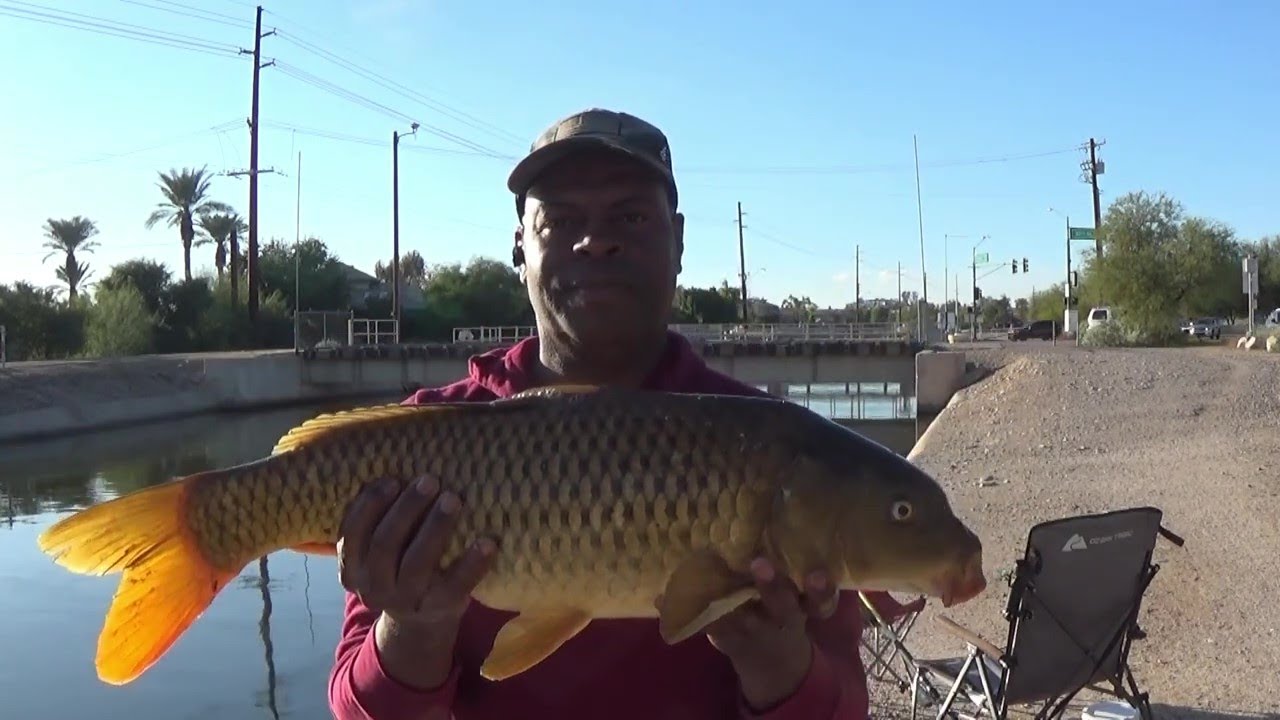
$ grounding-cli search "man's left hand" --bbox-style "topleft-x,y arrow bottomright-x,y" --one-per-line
705,557 -> 839,711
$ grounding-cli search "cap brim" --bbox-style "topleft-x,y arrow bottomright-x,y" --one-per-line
507,135 -> 672,196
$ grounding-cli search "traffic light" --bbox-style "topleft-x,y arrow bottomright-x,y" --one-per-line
1022,258 -> 1029,273
1011,259 -> 1018,274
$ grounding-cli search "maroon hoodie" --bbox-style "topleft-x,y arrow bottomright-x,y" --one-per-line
327,331 -> 873,720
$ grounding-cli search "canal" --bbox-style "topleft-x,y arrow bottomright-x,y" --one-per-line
0,385 -> 918,719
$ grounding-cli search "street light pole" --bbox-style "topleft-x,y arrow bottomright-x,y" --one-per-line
392,122 -> 419,343
971,234 -> 989,342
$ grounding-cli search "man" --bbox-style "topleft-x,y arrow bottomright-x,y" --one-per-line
328,108 -> 873,719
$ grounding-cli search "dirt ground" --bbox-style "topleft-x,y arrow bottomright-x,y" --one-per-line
864,343 -> 1280,720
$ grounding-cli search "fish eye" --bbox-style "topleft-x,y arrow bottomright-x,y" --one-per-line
890,500 -> 914,522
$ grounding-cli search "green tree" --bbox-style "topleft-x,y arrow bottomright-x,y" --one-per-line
0,281 -> 85,360
1088,190 -> 1241,340
144,166 -> 232,282
197,211 -> 247,281
41,216 -> 99,300
85,282 -> 153,357
672,285 -> 740,323
98,259 -> 173,317
259,236 -> 351,312
375,250 -> 429,288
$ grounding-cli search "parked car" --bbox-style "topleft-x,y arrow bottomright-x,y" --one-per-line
1181,317 -> 1222,340
1008,319 -> 1058,341
1086,306 -> 1112,329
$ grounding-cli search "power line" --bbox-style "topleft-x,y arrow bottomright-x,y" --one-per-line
273,30 -> 525,148
113,0 -> 252,29
271,61 -> 514,159
12,120 -> 242,178
678,145 -> 1081,176
260,121 -> 511,160
0,0 -> 244,58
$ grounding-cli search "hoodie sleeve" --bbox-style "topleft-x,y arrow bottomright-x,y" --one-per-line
328,385 -> 483,720
736,592 -> 870,720
328,591 -> 460,720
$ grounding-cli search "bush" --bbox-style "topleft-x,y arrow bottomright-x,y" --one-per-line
85,283 -> 154,357
1080,321 -> 1127,347
196,276 -> 293,350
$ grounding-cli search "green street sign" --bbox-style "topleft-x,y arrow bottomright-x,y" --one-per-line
975,252 -> 989,264
1069,226 -> 1096,241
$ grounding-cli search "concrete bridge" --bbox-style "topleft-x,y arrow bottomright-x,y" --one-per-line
299,323 -> 965,414
0,323 -> 966,445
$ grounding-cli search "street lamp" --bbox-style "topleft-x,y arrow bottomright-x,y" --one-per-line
970,234 -> 989,341
392,121 -> 420,343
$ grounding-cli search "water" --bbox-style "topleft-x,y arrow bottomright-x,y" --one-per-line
0,402 -> 363,720
0,388 -> 916,719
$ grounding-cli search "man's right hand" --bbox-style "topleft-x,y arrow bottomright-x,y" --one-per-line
337,475 -> 496,689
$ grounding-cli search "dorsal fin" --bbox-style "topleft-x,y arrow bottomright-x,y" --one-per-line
506,384 -> 604,401
270,403 -> 447,456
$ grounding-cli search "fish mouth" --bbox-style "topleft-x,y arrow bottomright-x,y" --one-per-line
936,553 -> 987,608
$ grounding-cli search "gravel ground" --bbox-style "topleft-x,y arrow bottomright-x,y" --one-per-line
865,344 -> 1280,720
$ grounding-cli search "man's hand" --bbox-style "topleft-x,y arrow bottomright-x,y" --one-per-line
337,475 -> 497,690
705,557 -> 839,711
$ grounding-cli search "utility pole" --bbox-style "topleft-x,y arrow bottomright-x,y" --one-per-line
239,5 -> 275,323
736,201 -> 749,323
854,244 -> 861,323
943,233 -> 949,332
896,261 -> 902,328
392,123 -> 419,343
1087,138 -> 1105,259
913,134 -> 928,341
293,150 -> 302,352
971,249 -> 978,342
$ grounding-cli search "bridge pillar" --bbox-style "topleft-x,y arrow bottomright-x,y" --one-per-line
765,381 -> 787,397
915,350 -> 966,414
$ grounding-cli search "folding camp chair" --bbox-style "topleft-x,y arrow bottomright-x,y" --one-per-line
907,506 -> 1184,720
859,591 -> 927,686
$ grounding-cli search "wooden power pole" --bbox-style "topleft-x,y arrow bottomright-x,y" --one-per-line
736,201 -> 748,322
240,5 -> 275,322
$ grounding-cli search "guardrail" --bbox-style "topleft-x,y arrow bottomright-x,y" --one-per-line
349,318 -> 400,346
669,323 -> 912,342
451,326 -> 538,343
448,322 -> 913,345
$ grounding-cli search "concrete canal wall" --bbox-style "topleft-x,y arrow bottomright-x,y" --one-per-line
0,347 -> 968,445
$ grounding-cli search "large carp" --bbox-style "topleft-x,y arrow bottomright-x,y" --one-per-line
37,384 -> 986,686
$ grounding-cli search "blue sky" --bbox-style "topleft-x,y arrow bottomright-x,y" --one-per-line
1,0 -> 1275,309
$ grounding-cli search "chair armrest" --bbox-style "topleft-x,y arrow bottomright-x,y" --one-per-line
934,614 -> 1005,661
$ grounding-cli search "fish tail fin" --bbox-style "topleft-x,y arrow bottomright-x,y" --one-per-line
36,474 -> 239,685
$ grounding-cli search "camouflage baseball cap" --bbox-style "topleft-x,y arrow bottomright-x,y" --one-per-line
507,108 -> 678,211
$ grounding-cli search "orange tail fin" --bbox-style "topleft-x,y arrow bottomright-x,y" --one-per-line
36,475 -> 240,686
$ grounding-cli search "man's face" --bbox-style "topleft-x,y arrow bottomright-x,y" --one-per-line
515,148 -> 684,343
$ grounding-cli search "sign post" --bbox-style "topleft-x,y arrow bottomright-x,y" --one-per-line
1243,254 -> 1259,337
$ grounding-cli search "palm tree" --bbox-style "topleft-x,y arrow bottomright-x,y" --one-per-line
144,166 -> 232,281
196,211 -> 247,280
42,216 -> 99,300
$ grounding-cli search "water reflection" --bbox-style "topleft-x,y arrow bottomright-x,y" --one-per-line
0,398 -> 392,720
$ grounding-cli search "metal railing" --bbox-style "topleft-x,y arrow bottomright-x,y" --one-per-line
669,323 -> 912,342
787,391 -> 917,421
295,310 -> 354,351
451,326 -> 538,343
446,323 -> 913,345
349,318 -> 400,346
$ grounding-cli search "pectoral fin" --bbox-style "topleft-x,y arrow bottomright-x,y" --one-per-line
656,550 -> 759,645
480,608 -> 592,681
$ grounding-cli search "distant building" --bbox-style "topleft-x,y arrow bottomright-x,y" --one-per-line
335,262 -> 426,312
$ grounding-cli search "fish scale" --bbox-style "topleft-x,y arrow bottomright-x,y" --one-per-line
36,384 -> 987,686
